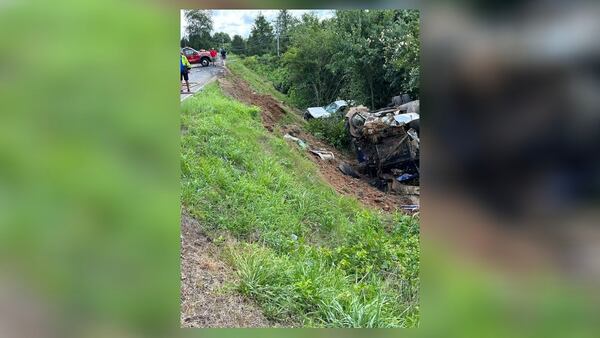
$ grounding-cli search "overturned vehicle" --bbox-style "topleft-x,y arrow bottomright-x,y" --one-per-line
343,100 -> 420,192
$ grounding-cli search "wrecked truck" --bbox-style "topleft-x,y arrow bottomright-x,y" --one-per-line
344,100 -> 420,189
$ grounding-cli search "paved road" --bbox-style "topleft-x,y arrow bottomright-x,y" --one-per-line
180,63 -> 225,101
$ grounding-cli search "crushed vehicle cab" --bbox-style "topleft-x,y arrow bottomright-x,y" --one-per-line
304,100 -> 349,119
345,100 -> 420,190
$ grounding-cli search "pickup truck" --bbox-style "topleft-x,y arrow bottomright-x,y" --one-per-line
181,47 -> 212,67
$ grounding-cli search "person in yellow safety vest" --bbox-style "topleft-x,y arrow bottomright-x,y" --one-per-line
180,51 -> 191,93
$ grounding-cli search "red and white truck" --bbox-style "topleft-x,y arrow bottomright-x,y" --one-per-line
181,47 -> 212,67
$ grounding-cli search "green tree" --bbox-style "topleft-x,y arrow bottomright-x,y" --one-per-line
381,10 -> 420,98
187,32 -> 211,51
247,13 -> 274,56
184,10 -> 212,36
184,10 -> 213,50
212,31 -> 231,47
332,10 -> 398,109
283,14 -> 344,107
180,37 -> 188,48
231,34 -> 246,55
254,9 -> 420,110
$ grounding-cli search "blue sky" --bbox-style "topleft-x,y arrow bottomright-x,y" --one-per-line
180,10 -> 335,39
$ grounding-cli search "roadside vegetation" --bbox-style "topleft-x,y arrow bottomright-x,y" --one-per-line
305,116 -> 350,151
183,9 -> 419,151
236,9 -> 419,110
227,55 -> 350,151
183,9 -> 419,110
181,84 -> 419,327
218,9 -> 419,151
225,54 -> 291,106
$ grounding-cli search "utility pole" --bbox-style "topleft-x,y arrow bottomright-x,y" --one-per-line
274,15 -> 280,57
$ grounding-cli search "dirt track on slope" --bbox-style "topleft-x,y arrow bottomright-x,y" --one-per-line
218,72 -> 285,132
180,212 -> 274,328
219,74 -> 418,213
281,125 -> 417,211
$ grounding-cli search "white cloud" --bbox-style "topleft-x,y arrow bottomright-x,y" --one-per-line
181,9 -> 335,39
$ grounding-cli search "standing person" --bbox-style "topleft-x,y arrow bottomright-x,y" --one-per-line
209,48 -> 217,66
220,48 -> 227,65
180,51 -> 191,93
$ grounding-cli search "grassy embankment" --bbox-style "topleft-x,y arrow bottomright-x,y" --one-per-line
227,54 -> 351,150
181,74 -> 419,327
226,54 -> 290,105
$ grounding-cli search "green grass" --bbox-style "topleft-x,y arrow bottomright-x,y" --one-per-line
228,54 -> 352,151
181,83 -> 419,327
227,54 -> 292,106
227,54 -> 306,128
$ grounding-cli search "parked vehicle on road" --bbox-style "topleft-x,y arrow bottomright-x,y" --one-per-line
181,47 -> 212,67
304,100 -> 349,119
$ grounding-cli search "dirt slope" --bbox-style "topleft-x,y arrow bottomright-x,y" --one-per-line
180,71 -> 417,328
180,212 -> 274,328
219,74 -> 417,212
218,74 -> 285,132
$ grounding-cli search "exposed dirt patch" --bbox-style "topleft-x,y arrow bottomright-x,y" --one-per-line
280,125 -> 417,212
180,212 -> 275,328
219,73 -> 286,131
219,71 -> 418,213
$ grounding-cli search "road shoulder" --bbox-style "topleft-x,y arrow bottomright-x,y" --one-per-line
180,212 -> 274,328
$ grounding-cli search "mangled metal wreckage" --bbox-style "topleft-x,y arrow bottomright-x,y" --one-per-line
342,100 -> 420,193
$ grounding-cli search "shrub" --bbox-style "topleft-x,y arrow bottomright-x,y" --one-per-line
242,54 -> 290,94
305,115 -> 350,150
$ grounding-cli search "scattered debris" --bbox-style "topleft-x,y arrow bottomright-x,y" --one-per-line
220,74 -> 416,213
346,105 -> 370,116
400,204 -> 420,212
284,134 -> 308,149
345,99 -> 420,194
310,149 -> 335,161
397,173 -> 417,182
391,183 -> 419,195
304,100 -> 349,119
338,162 -> 360,178
282,123 -> 416,212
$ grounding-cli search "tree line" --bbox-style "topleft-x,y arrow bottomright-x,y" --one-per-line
182,9 -> 420,110
180,10 -> 232,50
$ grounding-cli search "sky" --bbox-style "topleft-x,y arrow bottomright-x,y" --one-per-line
180,10 -> 335,39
